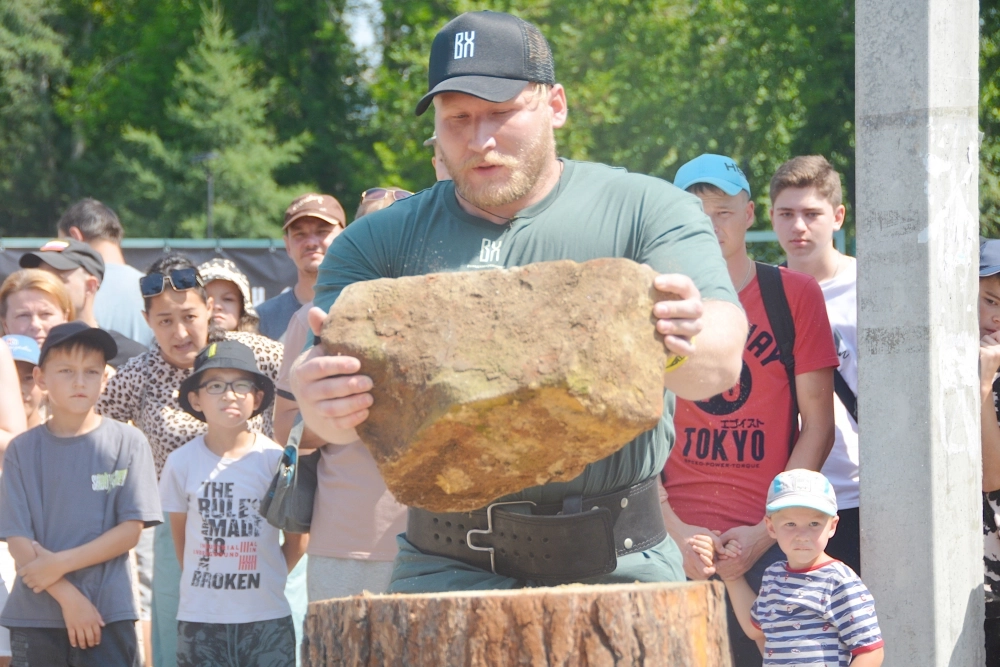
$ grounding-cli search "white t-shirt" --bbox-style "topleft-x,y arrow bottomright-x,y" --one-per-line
159,434 -> 291,624
819,258 -> 860,509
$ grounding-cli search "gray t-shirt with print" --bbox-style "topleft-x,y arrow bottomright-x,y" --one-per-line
0,418 -> 162,628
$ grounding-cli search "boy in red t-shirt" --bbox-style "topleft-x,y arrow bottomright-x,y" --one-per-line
663,154 -> 839,667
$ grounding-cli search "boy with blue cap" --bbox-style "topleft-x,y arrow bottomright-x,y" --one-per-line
715,469 -> 884,666
662,154 -> 838,666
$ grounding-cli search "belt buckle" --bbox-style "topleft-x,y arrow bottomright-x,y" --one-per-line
466,500 -> 536,575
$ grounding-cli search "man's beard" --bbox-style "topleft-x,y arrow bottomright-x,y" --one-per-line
442,126 -> 555,210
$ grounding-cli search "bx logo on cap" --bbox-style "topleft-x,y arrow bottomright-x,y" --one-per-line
454,31 -> 475,59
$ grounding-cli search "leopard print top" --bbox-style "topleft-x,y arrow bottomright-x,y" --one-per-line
96,330 -> 283,478
986,378 -> 1000,618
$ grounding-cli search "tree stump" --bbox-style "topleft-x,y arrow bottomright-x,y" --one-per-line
302,581 -> 731,666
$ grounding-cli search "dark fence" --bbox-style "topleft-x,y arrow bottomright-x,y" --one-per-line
0,239 -> 298,306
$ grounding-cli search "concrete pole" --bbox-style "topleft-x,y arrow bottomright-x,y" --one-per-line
856,1 -> 982,664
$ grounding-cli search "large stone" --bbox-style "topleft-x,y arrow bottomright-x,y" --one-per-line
321,258 -> 668,511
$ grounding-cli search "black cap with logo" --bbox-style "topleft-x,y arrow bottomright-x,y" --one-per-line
415,11 -> 555,116
19,238 -> 106,282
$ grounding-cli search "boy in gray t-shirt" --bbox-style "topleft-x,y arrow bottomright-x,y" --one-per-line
0,322 -> 162,666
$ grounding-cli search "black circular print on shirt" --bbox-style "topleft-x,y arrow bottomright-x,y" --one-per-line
694,360 -> 752,415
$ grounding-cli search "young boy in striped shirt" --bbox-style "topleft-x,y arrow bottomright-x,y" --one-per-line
713,469 -> 884,666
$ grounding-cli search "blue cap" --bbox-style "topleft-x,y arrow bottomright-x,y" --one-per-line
981,239 -> 1000,277
3,335 -> 39,365
674,154 -> 751,197
765,469 -> 838,517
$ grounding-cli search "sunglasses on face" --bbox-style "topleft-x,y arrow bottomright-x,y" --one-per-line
199,379 -> 258,396
360,188 -> 413,203
139,268 -> 203,298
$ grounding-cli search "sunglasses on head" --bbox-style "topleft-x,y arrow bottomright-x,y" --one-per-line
360,188 -> 413,203
139,268 -> 203,298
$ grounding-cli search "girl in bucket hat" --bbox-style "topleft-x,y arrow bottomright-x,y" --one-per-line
198,258 -> 259,333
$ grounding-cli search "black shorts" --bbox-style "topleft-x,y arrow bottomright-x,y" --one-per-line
8,620 -> 140,667
176,615 -> 295,667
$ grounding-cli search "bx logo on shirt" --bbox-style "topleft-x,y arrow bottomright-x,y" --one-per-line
480,238 -> 502,263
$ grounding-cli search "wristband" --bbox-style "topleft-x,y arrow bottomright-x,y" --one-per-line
664,336 -> 695,373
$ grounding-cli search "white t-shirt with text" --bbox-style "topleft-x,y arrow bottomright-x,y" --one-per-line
819,258 -> 860,509
159,434 -> 290,624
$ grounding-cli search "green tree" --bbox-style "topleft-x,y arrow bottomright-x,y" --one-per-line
222,0 -> 374,208
367,0 -> 855,241
982,0 -> 1000,236
0,0 -> 68,234
112,3 -> 309,238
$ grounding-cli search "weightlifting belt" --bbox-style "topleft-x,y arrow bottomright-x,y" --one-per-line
406,476 -> 666,584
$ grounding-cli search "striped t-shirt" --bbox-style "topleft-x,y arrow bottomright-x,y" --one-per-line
751,559 -> 884,666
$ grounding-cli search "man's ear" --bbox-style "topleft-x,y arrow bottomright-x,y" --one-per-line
745,200 -> 756,231
548,84 -> 568,129
67,227 -> 85,242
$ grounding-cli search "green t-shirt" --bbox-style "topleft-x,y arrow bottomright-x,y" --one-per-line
315,159 -> 738,506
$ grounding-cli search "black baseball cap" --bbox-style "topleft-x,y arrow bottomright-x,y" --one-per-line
39,321 -> 117,366
178,340 -> 275,422
19,238 -> 106,282
982,239 -> 1000,277
415,11 -> 556,116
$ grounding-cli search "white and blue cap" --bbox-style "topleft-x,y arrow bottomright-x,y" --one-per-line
766,469 -> 838,517
981,238 -> 1000,277
673,154 -> 751,197
3,335 -> 40,365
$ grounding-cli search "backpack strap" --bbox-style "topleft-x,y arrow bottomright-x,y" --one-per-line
755,262 -> 798,453
833,370 -> 858,424
830,329 -> 858,424
992,375 -> 1000,424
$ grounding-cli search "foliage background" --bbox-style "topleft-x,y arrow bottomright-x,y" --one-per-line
0,0 -> 993,243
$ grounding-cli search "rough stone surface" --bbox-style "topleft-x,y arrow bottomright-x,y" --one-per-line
321,258 -> 667,511
302,581 -> 731,667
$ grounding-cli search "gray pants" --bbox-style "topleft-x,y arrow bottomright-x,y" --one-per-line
9,620 -> 140,667
176,616 -> 294,667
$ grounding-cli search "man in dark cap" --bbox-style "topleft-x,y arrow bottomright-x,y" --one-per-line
20,239 -> 147,369
292,11 -> 748,593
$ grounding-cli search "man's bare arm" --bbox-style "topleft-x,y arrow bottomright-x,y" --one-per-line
660,296 -> 746,401
785,368 -> 835,471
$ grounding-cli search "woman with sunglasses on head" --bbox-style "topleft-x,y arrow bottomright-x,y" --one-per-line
96,254 -> 283,667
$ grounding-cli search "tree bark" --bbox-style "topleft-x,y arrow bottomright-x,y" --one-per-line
303,581 -> 731,666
